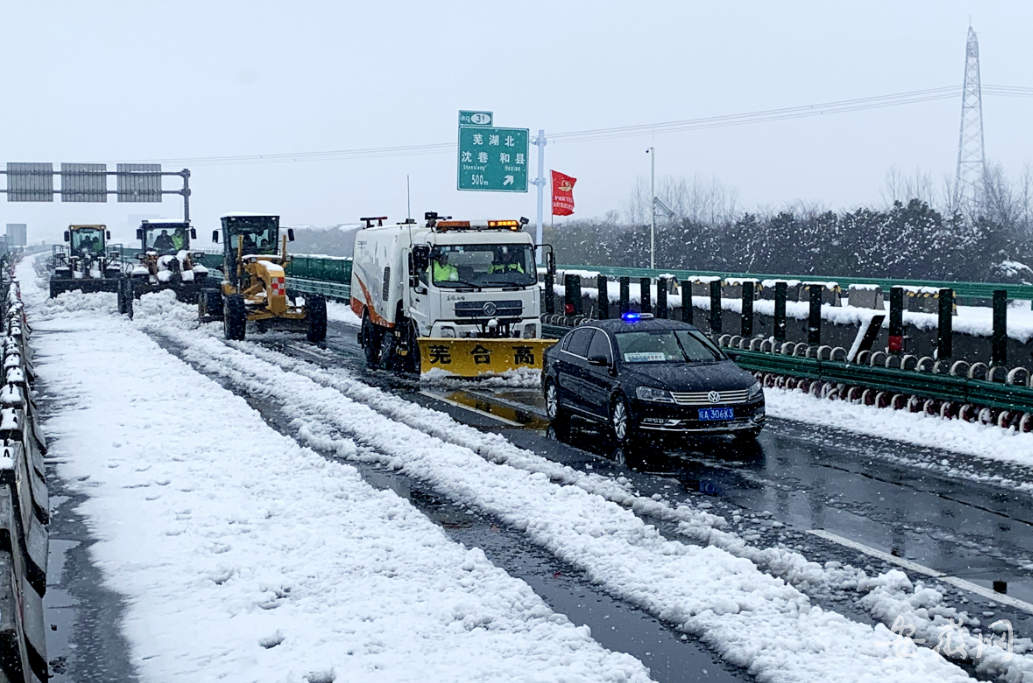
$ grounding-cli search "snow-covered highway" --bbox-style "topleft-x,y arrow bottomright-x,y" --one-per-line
22,253 -> 1033,683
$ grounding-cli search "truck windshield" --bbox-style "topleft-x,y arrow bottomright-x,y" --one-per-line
145,225 -> 189,254
429,244 -> 535,288
71,228 -> 105,256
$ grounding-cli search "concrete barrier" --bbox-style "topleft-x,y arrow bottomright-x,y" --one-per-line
0,261 -> 50,683
847,284 -> 884,310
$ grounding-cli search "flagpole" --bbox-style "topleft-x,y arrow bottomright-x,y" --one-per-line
533,129 -> 547,265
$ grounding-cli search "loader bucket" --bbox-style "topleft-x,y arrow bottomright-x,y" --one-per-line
49,277 -> 120,299
418,338 -> 557,378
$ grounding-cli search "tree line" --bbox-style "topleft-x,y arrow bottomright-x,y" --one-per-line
544,166 -> 1033,283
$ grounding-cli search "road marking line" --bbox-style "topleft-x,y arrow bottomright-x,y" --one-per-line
807,529 -> 1033,614
419,391 -> 524,427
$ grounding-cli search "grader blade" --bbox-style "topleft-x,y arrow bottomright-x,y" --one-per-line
418,338 -> 556,378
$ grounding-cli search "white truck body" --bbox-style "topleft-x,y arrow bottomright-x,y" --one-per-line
350,221 -> 541,340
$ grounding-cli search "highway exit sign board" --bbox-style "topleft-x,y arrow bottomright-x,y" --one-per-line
459,110 -> 493,126
457,125 -> 529,192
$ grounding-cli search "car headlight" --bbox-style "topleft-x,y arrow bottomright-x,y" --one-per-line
636,386 -> 674,403
440,327 -> 456,338
748,381 -> 763,400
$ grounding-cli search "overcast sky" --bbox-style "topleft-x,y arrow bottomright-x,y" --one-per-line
2,0 -> 1031,245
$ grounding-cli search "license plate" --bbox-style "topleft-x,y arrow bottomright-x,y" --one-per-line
698,407 -> 734,421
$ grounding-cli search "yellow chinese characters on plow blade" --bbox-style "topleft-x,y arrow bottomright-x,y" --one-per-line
418,338 -> 557,377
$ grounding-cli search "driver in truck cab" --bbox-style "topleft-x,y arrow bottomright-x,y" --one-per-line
489,246 -> 524,274
432,251 -> 458,283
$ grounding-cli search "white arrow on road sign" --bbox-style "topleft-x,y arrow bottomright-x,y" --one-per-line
503,175 -> 514,186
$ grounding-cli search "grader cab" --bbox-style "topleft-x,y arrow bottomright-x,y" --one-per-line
198,213 -> 326,342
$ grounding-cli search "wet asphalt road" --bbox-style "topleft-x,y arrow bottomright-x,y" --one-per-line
315,320 -> 1033,635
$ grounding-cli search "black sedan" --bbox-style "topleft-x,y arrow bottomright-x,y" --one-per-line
541,314 -> 764,445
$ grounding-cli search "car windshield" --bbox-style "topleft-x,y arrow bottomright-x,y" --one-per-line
615,330 -> 724,363
429,243 -> 536,288
71,228 -> 105,255
145,225 -> 189,253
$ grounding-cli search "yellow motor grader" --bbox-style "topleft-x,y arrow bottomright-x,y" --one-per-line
198,213 -> 326,342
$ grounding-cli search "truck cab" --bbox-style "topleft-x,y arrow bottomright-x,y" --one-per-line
352,212 -> 554,375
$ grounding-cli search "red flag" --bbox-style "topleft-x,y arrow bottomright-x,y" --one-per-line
551,171 -> 577,216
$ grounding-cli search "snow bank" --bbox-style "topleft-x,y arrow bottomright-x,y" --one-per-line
765,387 -> 1033,474
22,259 -> 651,683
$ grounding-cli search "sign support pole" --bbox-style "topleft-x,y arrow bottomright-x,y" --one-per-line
532,129 -> 546,264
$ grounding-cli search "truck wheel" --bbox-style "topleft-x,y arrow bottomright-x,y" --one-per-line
401,321 -> 421,374
117,280 -> 127,315
306,295 -> 327,343
361,312 -> 382,366
379,330 -> 397,370
201,290 -> 223,321
224,294 -> 247,340
125,281 -> 135,320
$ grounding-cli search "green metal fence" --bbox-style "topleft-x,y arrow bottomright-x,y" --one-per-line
287,256 -> 352,283
557,264 -> 1033,302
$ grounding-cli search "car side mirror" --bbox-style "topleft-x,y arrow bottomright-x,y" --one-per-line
588,354 -> 610,367
287,228 -> 295,242
725,350 -> 739,362
190,228 -> 197,239
136,228 -> 143,240
107,231 -> 111,239
212,231 -> 219,243
63,231 -> 70,242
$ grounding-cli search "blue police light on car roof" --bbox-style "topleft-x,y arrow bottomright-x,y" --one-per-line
621,312 -> 654,323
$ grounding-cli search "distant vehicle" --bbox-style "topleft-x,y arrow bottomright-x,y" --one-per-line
199,213 -> 326,342
118,220 -> 210,316
49,224 -> 122,298
541,314 -> 765,445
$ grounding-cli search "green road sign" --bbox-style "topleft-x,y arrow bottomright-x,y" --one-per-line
459,110 -> 493,126
457,125 -> 529,193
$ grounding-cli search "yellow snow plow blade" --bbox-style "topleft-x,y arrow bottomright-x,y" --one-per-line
418,338 -> 557,378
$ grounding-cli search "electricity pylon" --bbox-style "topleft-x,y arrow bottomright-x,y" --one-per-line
953,25 -> 987,217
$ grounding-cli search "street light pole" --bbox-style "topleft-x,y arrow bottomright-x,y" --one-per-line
648,147 -> 655,269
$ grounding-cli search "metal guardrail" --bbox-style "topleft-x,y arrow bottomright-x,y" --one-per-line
541,321 -> 1033,423
557,264 -> 1033,302
286,277 -> 350,302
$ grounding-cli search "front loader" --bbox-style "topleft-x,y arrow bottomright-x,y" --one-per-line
119,220 -> 210,315
49,224 -> 122,298
198,213 -> 326,342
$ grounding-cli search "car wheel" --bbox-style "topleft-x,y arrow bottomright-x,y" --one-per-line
610,394 -> 634,446
734,426 -> 763,441
544,380 -> 567,426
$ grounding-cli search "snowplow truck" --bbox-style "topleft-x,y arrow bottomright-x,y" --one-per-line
118,220 -> 210,315
198,213 -> 327,342
49,224 -> 122,298
351,212 -> 555,377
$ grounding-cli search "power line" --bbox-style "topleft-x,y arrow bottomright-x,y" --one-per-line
124,84 -> 1032,168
